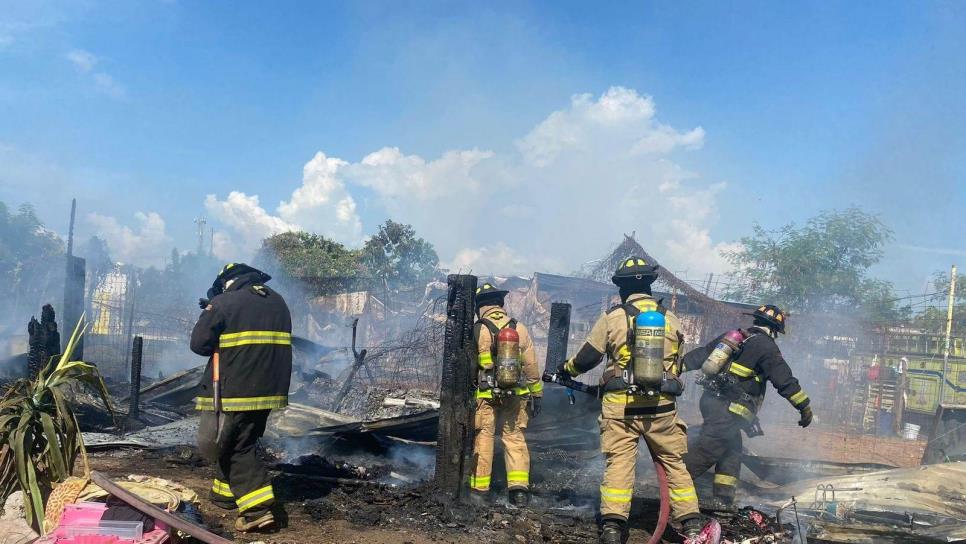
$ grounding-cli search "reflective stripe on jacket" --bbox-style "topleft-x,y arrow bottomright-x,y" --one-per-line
191,280 -> 293,412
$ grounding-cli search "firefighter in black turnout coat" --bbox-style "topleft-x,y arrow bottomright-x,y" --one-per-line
191,263 -> 292,532
681,305 -> 812,510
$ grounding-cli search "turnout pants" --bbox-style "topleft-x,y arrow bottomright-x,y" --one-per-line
198,409 -> 275,515
599,414 -> 700,523
470,397 -> 530,492
683,394 -> 743,504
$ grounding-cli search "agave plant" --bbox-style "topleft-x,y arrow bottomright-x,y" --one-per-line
0,314 -> 114,530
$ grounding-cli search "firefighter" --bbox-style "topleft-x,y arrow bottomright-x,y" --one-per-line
556,258 -> 704,543
681,304 -> 812,511
470,283 -> 543,507
191,263 -> 292,532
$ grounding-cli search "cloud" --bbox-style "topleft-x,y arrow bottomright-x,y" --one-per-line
204,192 -> 298,254
206,152 -> 362,253
349,147 -> 494,200
86,211 -> 171,266
66,48 -> 126,99
517,87 -> 704,166
207,86 -> 732,277
276,151 -> 361,240
66,49 -> 96,72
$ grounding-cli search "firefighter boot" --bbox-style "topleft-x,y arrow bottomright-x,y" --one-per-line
466,490 -> 490,508
706,496 -> 737,514
509,489 -> 530,507
235,509 -> 275,532
599,519 -> 625,544
681,516 -> 704,539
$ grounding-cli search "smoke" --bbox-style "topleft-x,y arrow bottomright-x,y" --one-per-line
85,211 -> 171,267
204,86 -> 735,277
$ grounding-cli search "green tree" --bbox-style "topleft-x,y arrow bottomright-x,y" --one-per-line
254,231 -> 363,295
911,270 -> 966,334
0,202 -> 64,277
1,201 -> 65,320
361,220 -> 439,292
722,208 -> 899,319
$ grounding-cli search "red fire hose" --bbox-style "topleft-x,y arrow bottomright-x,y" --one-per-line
647,448 -> 671,544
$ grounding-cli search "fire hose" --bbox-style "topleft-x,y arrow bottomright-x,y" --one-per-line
542,372 -> 670,544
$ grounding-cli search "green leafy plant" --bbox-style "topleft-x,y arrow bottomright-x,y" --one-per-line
0,314 -> 114,530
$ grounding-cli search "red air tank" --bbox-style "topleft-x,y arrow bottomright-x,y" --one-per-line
495,327 -> 522,389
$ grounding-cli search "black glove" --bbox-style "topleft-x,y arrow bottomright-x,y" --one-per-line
798,406 -> 813,428
555,361 -> 572,377
528,396 -> 542,418
198,298 -> 210,310
660,374 -> 685,396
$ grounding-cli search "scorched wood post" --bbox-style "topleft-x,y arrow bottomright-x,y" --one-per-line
434,274 -> 477,498
545,302 -> 571,374
545,302 -> 573,405
129,335 -> 143,420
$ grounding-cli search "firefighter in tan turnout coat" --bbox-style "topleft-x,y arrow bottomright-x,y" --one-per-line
469,283 -> 544,507
556,258 -> 704,543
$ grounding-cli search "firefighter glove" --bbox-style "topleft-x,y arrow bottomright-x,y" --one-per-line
528,396 -> 541,418
198,298 -> 210,310
659,373 -> 685,396
798,405 -> 813,428
555,361 -> 573,378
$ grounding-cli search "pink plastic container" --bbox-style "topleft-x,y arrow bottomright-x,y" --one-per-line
38,502 -> 169,544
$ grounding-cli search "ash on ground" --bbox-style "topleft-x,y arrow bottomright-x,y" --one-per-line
303,484 -> 598,544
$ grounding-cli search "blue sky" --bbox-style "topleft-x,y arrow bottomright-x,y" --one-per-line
1,1 -> 963,296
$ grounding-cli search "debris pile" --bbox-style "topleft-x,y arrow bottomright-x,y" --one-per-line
304,484 -> 600,544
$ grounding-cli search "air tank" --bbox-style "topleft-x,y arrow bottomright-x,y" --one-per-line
701,329 -> 747,376
632,311 -> 666,389
495,327 -> 522,390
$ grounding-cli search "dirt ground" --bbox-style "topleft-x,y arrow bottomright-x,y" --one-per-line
87,448 -> 637,544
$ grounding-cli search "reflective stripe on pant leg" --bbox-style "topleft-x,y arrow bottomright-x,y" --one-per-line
599,417 -> 638,521
236,485 -> 274,512
471,399 -> 496,491
713,432 -> 742,502
212,479 -> 234,498
227,410 -> 275,513
643,415 -> 700,521
502,397 -> 530,490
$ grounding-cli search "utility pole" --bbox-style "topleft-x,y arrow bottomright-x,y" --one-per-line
704,272 -> 714,296
940,264 -> 957,405
193,217 -> 207,256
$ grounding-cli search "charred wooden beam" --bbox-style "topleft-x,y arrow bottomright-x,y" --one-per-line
129,336 -> 143,419
62,255 -> 86,359
434,274 -> 477,498
545,302 -> 571,374
330,318 -> 369,412
27,304 -> 61,378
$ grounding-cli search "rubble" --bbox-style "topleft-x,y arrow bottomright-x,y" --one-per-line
303,483 -> 600,544
754,462 -> 966,543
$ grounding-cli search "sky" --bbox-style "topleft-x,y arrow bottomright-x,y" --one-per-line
1,1 -> 964,297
